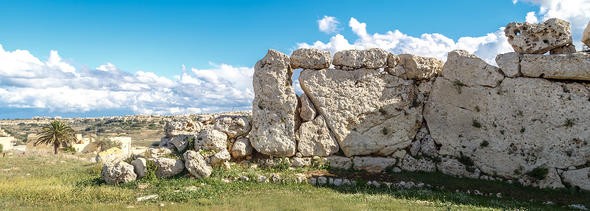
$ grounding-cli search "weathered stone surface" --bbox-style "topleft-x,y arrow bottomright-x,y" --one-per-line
250,49 -> 298,157
353,157 -> 396,173
96,147 -> 127,164
213,115 -> 251,139
400,155 -> 436,172
131,158 -> 147,179
299,94 -> 317,122
153,158 -> 184,178
184,150 -> 213,179
164,118 -> 202,137
425,76 -> 590,179
327,156 -> 352,170
210,149 -> 231,167
333,48 -> 388,70
550,44 -> 576,54
537,168 -> 565,189
582,21 -> 590,47
504,18 -> 573,54
436,158 -> 479,178
300,68 -> 422,156
296,116 -> 339,156
290,48 -> 331,70
102,161 -> 137,184
387,54 -> 443,80
562,167 -> 590,191
230,137 -> 253,159
146,147 -> 173,159
495,52 -> 521,77
386,53 -> 400,68
290,157 -> 312,167
169,135 -> 194,152
443,50 -> 504,87
196,128 -> 228,152
521,53 -> 590,81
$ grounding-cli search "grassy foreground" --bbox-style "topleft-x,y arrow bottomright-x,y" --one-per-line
0,153 -> 583,210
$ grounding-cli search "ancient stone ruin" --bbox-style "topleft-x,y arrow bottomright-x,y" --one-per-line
102,18 -> 590,191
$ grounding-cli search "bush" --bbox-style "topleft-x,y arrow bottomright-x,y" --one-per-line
0,144 -> 3,153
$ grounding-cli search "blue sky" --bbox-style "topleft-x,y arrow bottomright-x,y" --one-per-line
0,0 -> 588,118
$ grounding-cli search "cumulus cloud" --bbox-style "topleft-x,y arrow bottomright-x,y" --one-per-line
299,17 -> 513,64
526,12 -> 539,23
515,0 -> 590,48
318,16 -> 340,34
0,44 -> 254,116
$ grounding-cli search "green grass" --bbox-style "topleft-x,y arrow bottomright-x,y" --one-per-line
0,153 -> 586,210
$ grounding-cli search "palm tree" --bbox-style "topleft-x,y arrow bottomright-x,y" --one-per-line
35,120 -> 77,154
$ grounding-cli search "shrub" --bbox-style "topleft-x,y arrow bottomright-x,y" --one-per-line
0,144 -> 3,153
526,167 -> 549,180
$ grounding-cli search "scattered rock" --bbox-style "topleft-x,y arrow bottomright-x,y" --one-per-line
436,158 -> 479,178
333,48 -> 388,70
250,49 -> 298,157
213,115 -> 251,139
209,149 -> 231,167
169,135 -> 193,152
400,155 -> 436,172
387,54 -> 443,80
101,161 -> 137,185
195,128 -> 228,152
520,52 -> 590,81
96,147 -> 128,164
230,137 -> 253,159
569,204 -> 589,210
290,48 -> 331,70
504,18 -> 573,54
153,157 -> 184,179
290,157 -> 312,167
296,115 -> 339,156
184,150 -> 212,179
353,157 -> 396,173
131,158 -> 147,179
146,147 -> 173,159
327,156 -> 353,170
164,118 -> 202,137
136,194 -> 159,202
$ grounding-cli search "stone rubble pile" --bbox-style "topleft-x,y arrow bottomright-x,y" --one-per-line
102,18 -> 590,192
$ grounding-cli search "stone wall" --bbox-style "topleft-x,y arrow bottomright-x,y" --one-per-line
103,18 -> 590,191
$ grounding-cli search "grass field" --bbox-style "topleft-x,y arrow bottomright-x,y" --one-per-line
0,152 -> 587,210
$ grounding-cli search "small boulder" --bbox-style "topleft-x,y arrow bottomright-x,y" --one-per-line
196,128 -> 228,151
352,157 -> 396,173
213,116 -> 251,139
290,48 -> 331,70
504,18 -> 572,54
96,147 -> 127,164
443,50 -> 504,87
146,147 -> 173,159
400,155 -> 436,172
164,118 -> 202,137
102,161 -> 137,184
387,54 -> 443,80
327,156 -> 353,170
184,150 -> 213,179
153,157 -> 184,178
210,149 -> 231,167
131,158 -> 147,179
230,137 -> 253,159
333,48 -> 388,70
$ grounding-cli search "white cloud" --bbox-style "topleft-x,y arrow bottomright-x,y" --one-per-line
526,12 -> 539,23
318,16 -> 339,34
0,45 -> 254,116
299,17 -> 513,65
516,0 -> 590,48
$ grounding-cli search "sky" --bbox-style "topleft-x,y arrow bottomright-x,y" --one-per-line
0,0 -> 589,119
